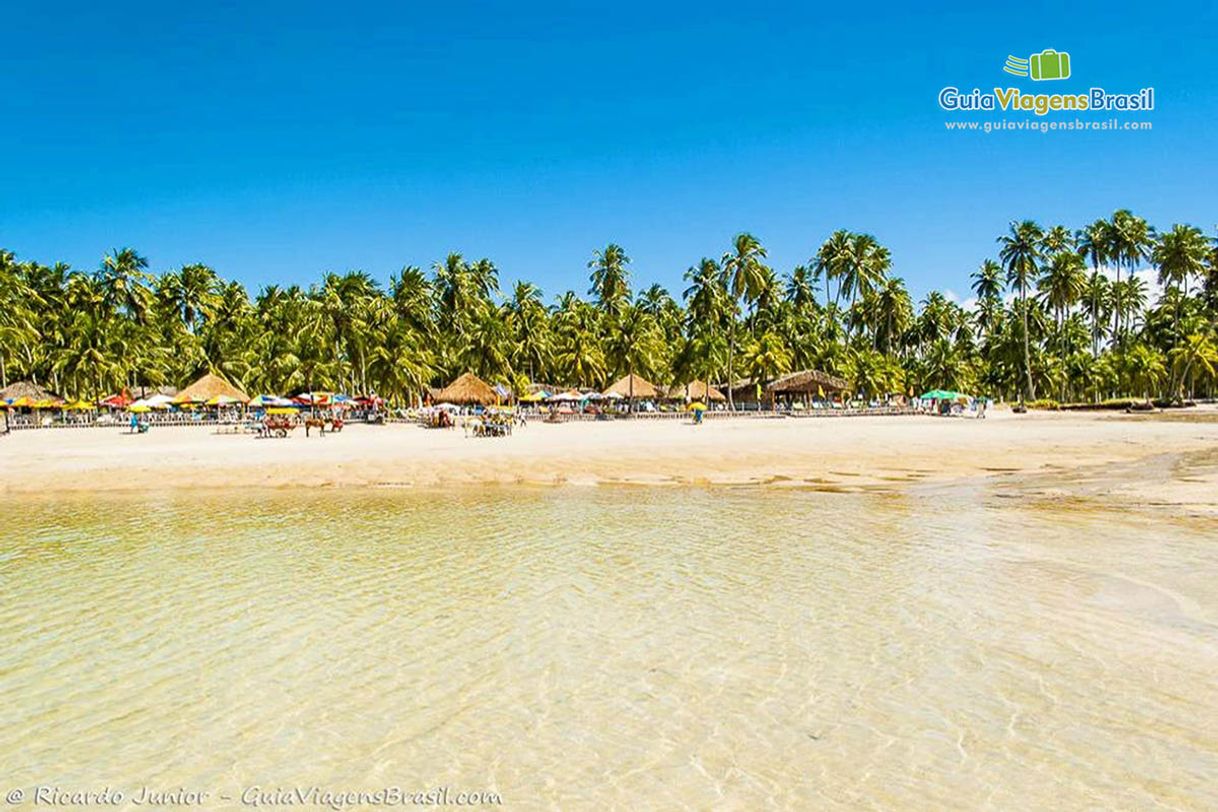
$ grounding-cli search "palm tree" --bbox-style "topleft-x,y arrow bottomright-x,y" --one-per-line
784,265 -> 819,312
162,263 -> 220,334
814,229 -> 853,311
721,233 -> 768,410
605,304 -> 662,408
1106,210 -> 1154,343
588,244 -> 631,318
870,277 -> 913,355
508,281 -> 550,382
744,330 -> 793,409
837,234 -> 890,340
1168,332 -> 1217,400
99,248 -> 152,323
1039,251 -> 1087,330
997,220 -> 1044,402
1153,224 -> 1208,355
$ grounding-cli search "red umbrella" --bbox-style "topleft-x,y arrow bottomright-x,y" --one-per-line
100,389 -> 132,408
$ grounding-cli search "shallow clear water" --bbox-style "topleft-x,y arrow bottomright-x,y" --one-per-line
2,486 -> 1216,809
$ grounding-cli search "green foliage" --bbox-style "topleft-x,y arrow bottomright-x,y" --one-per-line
1,210 -> 1215,406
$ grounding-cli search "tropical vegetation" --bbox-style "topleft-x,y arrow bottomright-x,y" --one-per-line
2,210 -> 1215,405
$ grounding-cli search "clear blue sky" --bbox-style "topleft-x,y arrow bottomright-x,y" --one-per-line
3,0 -> 1215,303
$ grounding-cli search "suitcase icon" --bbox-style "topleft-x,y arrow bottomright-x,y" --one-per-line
1029,49 -> 1071,81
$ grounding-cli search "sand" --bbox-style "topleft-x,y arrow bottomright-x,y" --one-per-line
3,407 -> 1217,512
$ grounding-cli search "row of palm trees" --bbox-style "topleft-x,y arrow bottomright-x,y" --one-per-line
1,209 -> 1215,406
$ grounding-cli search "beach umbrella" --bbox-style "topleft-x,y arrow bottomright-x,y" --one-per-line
920,389 -> 969,401
32,399 -> 63,409
64,399 -> 97,410
129,404 -> 151,413
266,406 -> 299,415
144,394 -> 175,408
206,394 -> 243,406
249,394 -> 291,407
99,392 -> 133,408
434,373 -> 496,406
176,372 -> 250,405
604,373 -> 659,400
687,401 -> 707,412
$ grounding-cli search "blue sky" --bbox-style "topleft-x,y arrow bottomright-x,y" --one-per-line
2,1 -> 1215,304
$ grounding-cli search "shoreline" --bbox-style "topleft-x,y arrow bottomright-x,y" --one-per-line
3,408 -> 1217,512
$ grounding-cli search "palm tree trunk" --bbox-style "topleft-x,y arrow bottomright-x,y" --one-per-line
1021,282 -> 1035,402
726,328 -> 735,412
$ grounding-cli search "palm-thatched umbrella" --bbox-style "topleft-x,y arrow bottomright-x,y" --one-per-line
435,372 -> 498,406
176,372 -> 250,405
0,380 -> 59,403
604,373 -> 658,411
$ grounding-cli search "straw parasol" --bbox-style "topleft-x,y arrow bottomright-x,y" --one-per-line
0,380 -> 59,403
176,372 -> 250,405
604,373 -> 659,400
435,372 -> 498,405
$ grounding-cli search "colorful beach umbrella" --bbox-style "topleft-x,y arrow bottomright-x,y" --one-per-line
99,392 -> 132,408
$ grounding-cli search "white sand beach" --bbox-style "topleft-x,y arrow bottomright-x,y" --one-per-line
4,408 -> 1217,511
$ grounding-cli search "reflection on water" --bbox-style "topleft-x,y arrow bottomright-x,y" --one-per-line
1,487 -> 1216,809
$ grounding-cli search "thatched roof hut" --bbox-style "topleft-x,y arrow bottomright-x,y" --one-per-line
177,373 -> 250,404
435,372 -> 498,405
663,380 -> 726,402
766,369 -> 851,395
604,373 -> 659,400
722,369 -> 850,402
0,380 -> 60,403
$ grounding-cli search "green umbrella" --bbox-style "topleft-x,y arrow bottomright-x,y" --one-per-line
920,389 -> 969,400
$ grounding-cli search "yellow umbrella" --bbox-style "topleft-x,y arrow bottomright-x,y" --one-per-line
129,405 -> 151,413
32,399 -> 62,409
207,394 -> 242,406
64,399 -> 96,410
266,406 -> 299,415
172,393 -> 200,405
687,401 -> 707,411
7,397 -> 35,408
